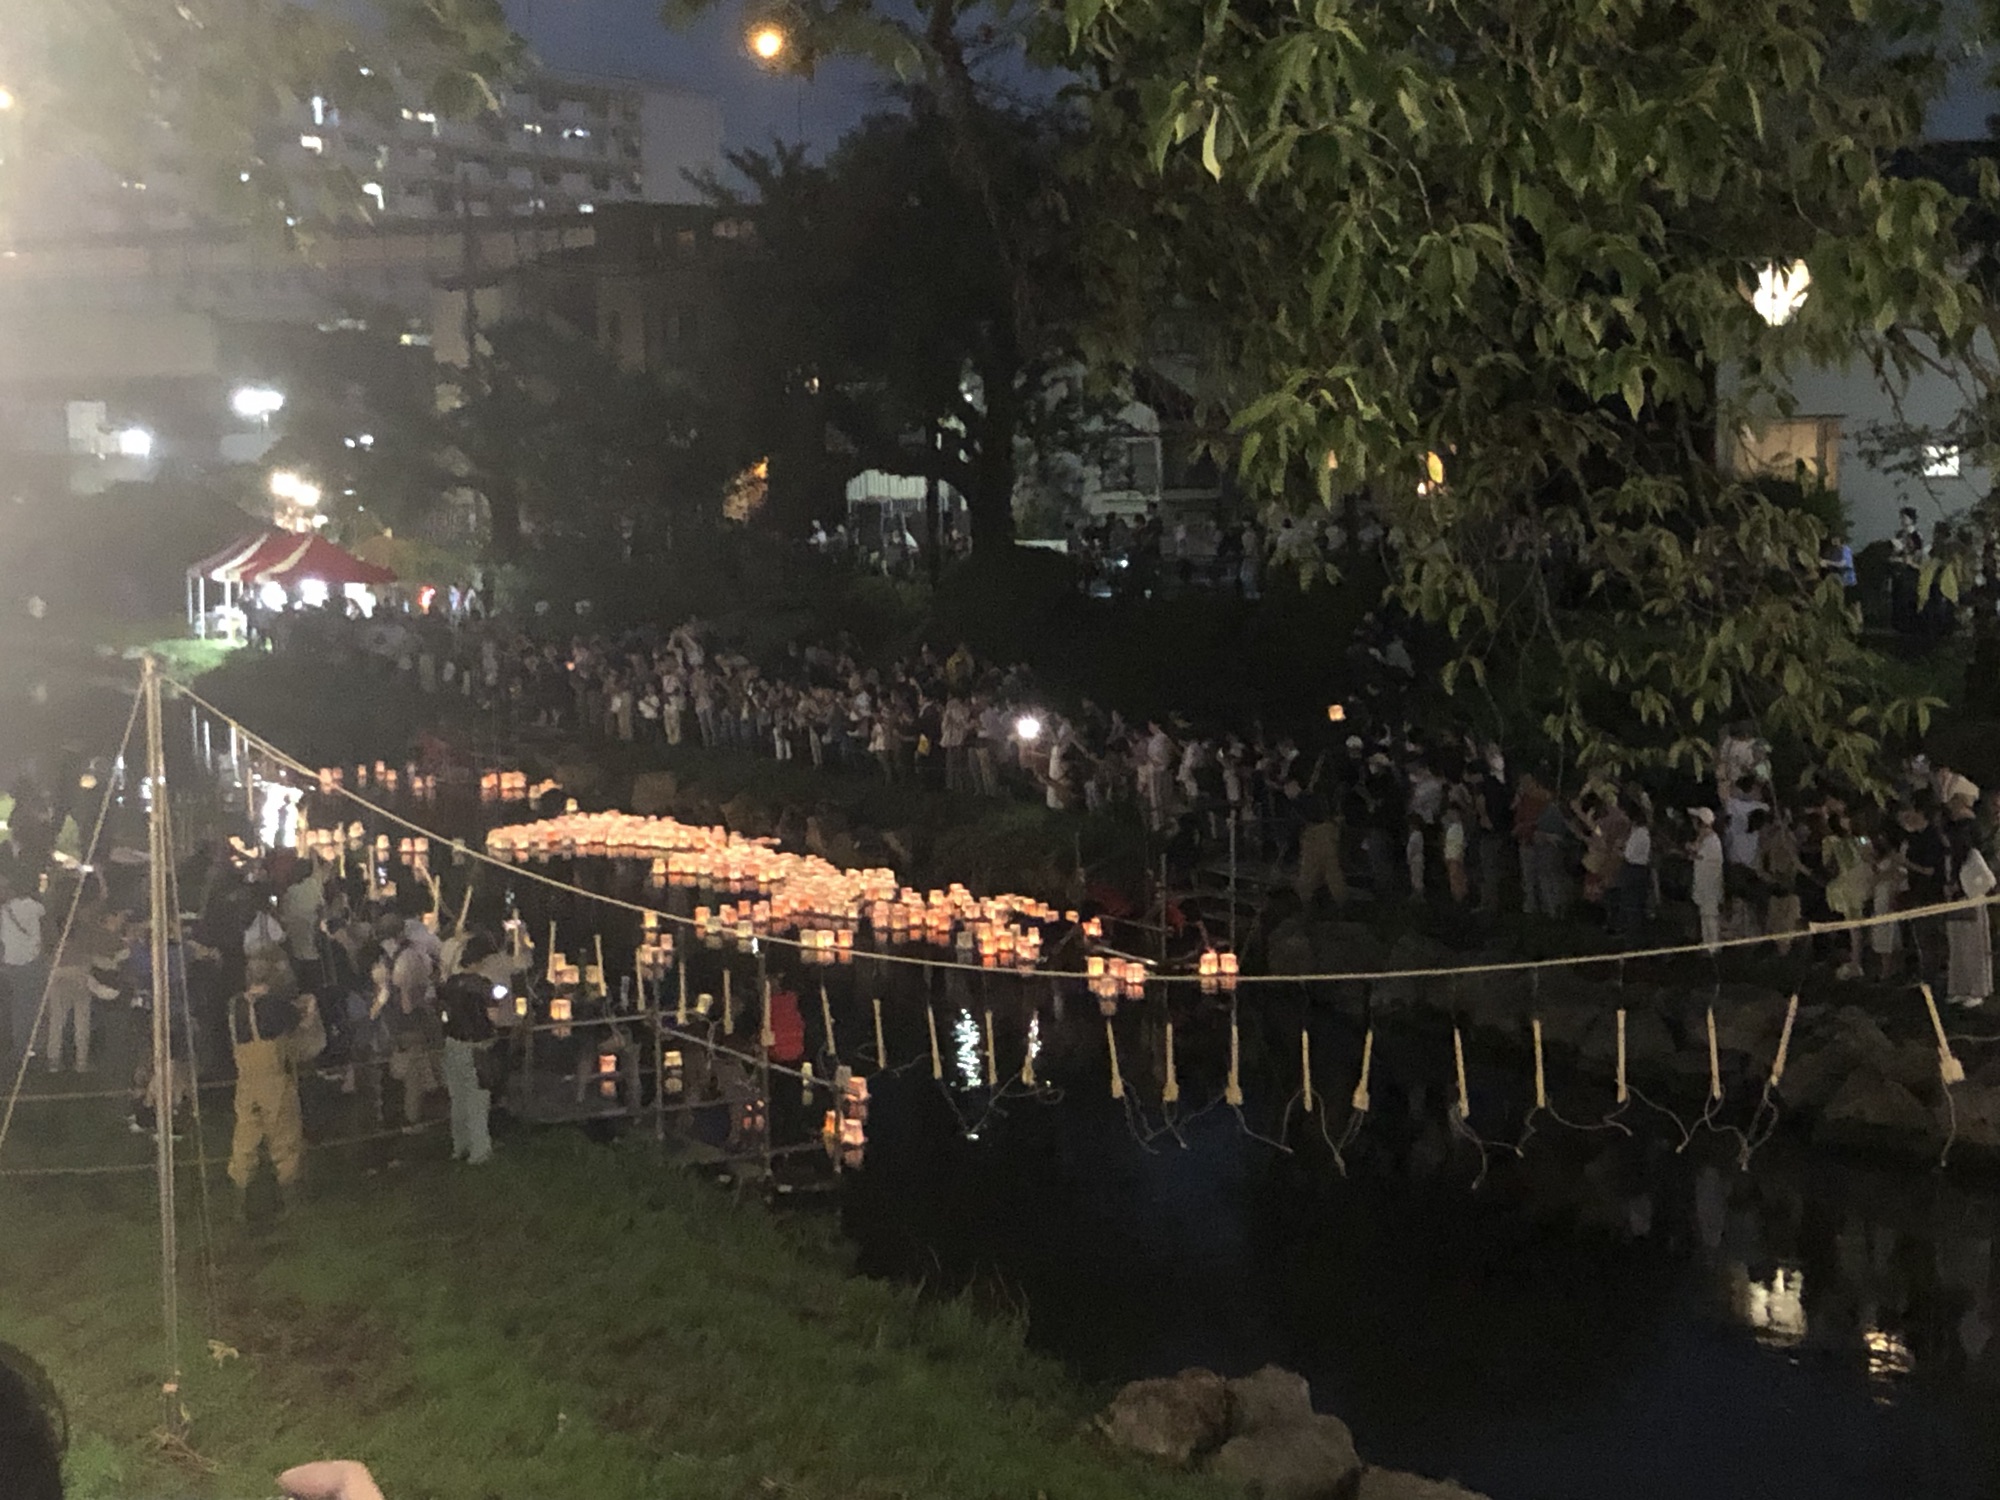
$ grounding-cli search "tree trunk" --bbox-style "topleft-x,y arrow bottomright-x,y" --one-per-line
966,365 -> 1020,554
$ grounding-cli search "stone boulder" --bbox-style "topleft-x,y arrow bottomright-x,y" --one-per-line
1096,1369 -> 1231,1466
1370,933 -> 1460,1011
1942,1084 -> 2000,1154
629,770 -> 679,816
1210,1415 -> 1363,1500
1710,987 -> 1793,1059
1356,1469 -> 1492,1500
718,794 -> 774,838
1816,1067 -> 1936,1154
1269,918 -> 1318,977
1310,922 -> 1387,974
551,759 -> 603,798
1228,1365 -> 1315,1434
805,812 -> 862,869
1575,1006 -> 1676,1076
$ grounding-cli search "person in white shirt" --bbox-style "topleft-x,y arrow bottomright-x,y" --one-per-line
2,882 -> 48,1067
1689,808 -> 1725,953
1616,806 -> 1653,939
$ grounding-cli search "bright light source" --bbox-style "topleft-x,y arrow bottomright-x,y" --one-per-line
356,432 -> 375,448
1015,714 -> 1043,743
115,427 -> 154,459
1753,260 -> 1811,326
491,983 -> 510,1002
362,181 -> 386,212
269,470 -> 322,508
0,87 -> 16,112
231,385 -> 285,421
1327,703 -> 1346,723
300,134 -> 324,154
258,581 -> 288,612
749,23 -> 788,60
297,578 -> 330,608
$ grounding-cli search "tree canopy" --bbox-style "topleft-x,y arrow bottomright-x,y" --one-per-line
707,103 -> 1093,549
1062,0 -> 1974,785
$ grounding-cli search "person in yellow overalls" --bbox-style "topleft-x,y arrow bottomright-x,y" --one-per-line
228,952 -> 321,1215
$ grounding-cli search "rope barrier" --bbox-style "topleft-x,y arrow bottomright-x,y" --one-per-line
169,676 -> 2000,989
0,687 -> 142,1166
0,1121 -> 444,1180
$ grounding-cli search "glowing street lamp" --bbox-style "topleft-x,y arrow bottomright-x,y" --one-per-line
230,385 -> 286,421
269,469 -> 322,508
1752,260 -> 1811,326
748,22 -> 788,62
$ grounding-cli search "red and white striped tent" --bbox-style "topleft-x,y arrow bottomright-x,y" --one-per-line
186,530 -> 396,637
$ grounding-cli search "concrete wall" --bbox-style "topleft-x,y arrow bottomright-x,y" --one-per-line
1728,336 -> 1993,544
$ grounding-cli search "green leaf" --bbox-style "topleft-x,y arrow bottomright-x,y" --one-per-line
1621,365 -> 1646,418
1201,107 -> 1223,181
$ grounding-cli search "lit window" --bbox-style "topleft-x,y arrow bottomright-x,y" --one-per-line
1923,444 -> 1963,478
300,134 -> 324,154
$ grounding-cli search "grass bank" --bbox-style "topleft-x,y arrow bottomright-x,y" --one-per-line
1,1132 -> 1224,1500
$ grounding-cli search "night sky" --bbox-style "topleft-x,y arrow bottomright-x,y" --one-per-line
507,0 -> 1997,160
505,0 -> 890,160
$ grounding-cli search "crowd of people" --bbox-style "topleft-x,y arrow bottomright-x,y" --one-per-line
0,803 -> 520,1204
245,595 -> 2000,1006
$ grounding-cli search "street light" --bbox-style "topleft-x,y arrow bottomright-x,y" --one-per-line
748,22 -> 788,61
269,469 -> 322,508
1752,260 -> 1811,326
230,385 -> 285,421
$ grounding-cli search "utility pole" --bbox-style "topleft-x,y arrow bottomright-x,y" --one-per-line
142,655 -> 183,1436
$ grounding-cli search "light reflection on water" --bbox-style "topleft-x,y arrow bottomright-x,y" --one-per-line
952,1008 -> 980,1092
1865,1325 -> 1917,1401
1732,1264 -> 1807,1348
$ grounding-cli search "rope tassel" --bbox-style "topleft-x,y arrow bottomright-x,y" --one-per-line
1164,1019 -> 1180,1104
1350,1027 -> 1373,1114
1706,1006 -> 1722,1102
1768,994 -> 1799,1090
1531,1016 -> 1547,1112
1107,1019 -> 1124,1100
872,997 -> 886,1070
1301,1029 -> 1314,1114
1021,1015 -> 1037,1087
1923,984 -> 1967,1086
1453,1024 -> 1470,1120
926,1004 -> 942,1080
1225,1004 -> 1244,1107
1615,1009 -> 1628,1106
819,984 -> 837,1060
983,1009 -> 997,1088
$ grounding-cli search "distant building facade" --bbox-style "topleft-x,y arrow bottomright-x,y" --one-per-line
13,69 -> 722,240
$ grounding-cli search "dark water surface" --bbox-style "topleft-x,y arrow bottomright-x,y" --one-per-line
845,1056 -> 2000,1500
